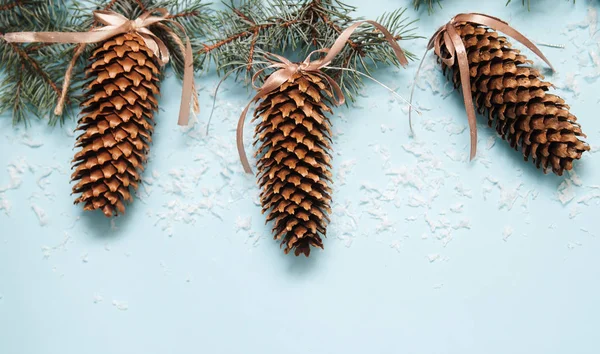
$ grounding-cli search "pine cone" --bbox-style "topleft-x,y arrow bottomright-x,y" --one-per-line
254,71 -> 334,256
72,32 -> 160,217
438,23 -> 589,175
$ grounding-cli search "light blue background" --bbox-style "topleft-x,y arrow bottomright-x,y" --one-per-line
1,1 -> 599,353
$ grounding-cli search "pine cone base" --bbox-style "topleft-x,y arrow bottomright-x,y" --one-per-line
439,23 -> 589,176
254,71 -> 334,256
72,32 -> 160,217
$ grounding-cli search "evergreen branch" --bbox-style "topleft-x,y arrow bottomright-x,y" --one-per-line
0,0 -> 420,126
168,11 -> 201,19
414,0 -> 576,13
0,1 -> 38,31
200,32 -> 251,53
8,42 -> 62,98
133,0 -> 147,11
104,0 -> 119,10
0,0 -> 82,125
0,1 -> 24,12
314,7 -> 364,55
13,67 -> 24,121
200,0 -> 418,101
412,0 -> 441,14
234,8 -> 254,24
26,42 -> 54,52
1,0 -> 212,126
197,19 -> 301,55
247,27 -> 260,70
506,0 -> 575,10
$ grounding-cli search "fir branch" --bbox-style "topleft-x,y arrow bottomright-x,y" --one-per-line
0,0 -> 83,125
312,2 -> 363,54
413,0 -> 576,13
247,27 -> 260,70
200,0 -> 418,101
7,42 -> 62,97
104,0 -> 119,10
168,10 -> 202,20
412,0 -> 441,14
0,1 -> 23,12
1,0 -> 212,126
0,1 -> 37,32
506,0 -> 576,10
133,0 -> 147,11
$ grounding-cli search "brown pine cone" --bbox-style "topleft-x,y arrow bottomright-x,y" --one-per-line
253,71 -> 334,256
438,23 -> 589,175
72,32 -> 160,217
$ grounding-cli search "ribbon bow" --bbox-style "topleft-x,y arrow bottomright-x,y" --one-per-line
1,8 -> 197,125
237,20 -> 409,174
411,13 -> 554,160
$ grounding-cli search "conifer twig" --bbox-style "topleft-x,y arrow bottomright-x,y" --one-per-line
0,0 -> 212,125
0,1 -> 23,12
200,0 -> 419,101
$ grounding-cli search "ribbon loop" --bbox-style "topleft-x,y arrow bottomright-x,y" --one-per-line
1,8 -> 197,125
236,20 -> 409,174
421,13 -> 554,160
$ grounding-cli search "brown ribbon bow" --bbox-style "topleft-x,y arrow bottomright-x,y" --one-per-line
1,8 -> 197,125
237,20 -> 409,174
412,13 -> 554,160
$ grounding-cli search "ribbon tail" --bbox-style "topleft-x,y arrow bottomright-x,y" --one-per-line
54,43 -> 87,116
365,20 -> 409,67
318,20 -> 408,70
93,10 -> 130,26
155,20 -> 196,125
2,26 -> 126,44
237,96 -> 260,174
321,74 -> 345,106
192,82 -> 200,115
409,47 -> 432,137
453,13 -> 554,71
178,39 -> 194,126
492,22 -> 554,71
447,26 -> 478,160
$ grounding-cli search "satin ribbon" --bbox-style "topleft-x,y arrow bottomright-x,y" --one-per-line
413,13 -> 554,160
1,8 -> 197,125
237,20 -> 409,174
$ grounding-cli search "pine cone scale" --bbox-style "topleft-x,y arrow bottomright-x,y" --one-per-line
254,72 -> 334,256
439,23 -> 589,175
72,32 -> 160,217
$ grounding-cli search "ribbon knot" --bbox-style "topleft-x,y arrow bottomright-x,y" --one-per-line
2,8 -> 198,126
411,13 -> 554,160
129,19 -> 143,31
297,62 -> 309,72
236,20 -> 409,174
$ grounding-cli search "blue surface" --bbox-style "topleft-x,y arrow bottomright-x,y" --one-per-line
1,1 -> 599,353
